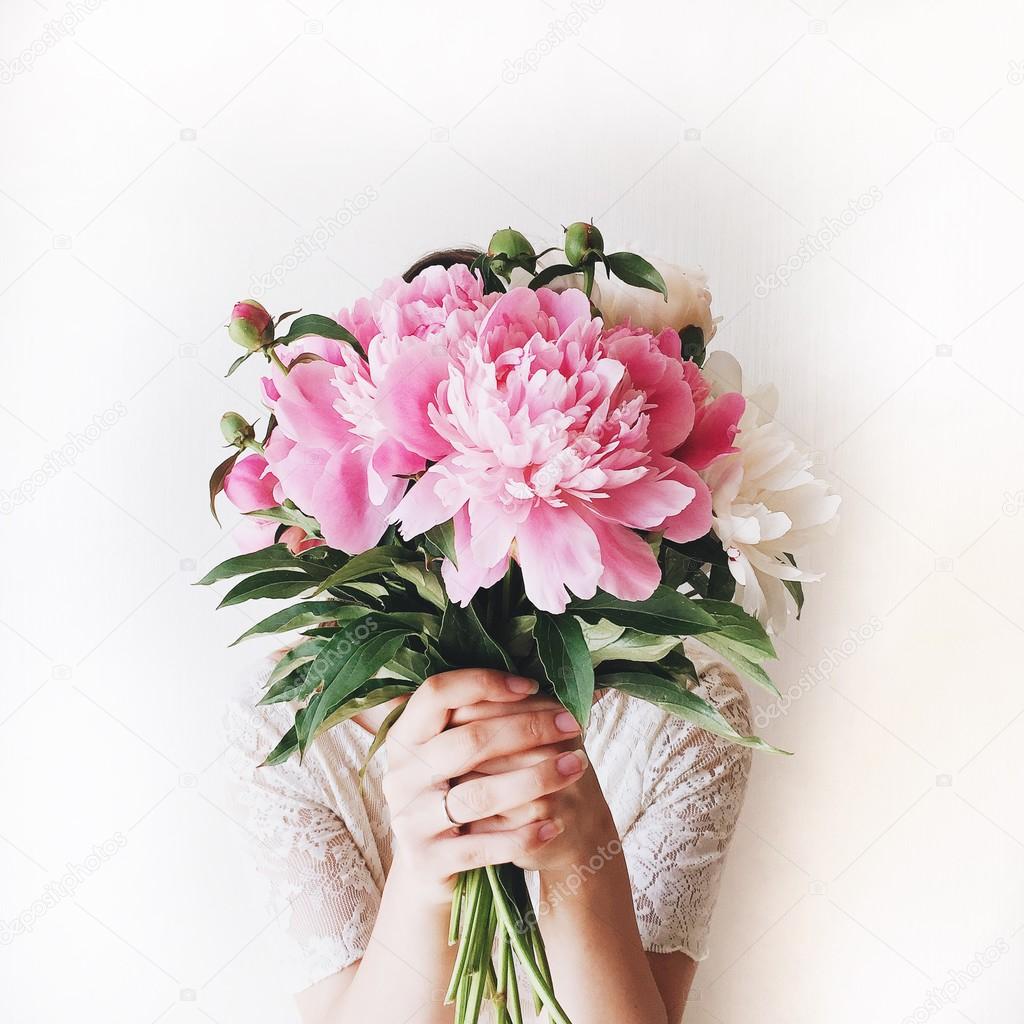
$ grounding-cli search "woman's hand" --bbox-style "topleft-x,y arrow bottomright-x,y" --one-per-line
445,695 -> 612,873
382,669 -> 585,902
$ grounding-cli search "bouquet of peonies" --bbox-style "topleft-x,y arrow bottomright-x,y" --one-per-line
200,222 -> 838,1023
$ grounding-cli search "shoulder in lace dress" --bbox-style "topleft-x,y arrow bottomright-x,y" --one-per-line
224,639 -> 753,994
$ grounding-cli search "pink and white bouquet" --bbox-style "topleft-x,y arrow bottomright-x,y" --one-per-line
200,223 -> 837,1023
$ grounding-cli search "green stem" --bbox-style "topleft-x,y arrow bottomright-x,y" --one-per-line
485,866 -> 571,1024
504,935 -> 523,1024
267,344 -> 289,375
445,869 -> 482,1004
448,872 -> 464,945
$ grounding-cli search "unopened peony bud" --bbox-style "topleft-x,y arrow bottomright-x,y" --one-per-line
487,227 -> 536,276
228,300 -> 272,352
563,222 -> 604,266
220,411 -> 256,449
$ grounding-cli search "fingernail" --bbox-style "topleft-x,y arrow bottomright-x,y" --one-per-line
554,711 -> 581,733
556,750 -> 587,776
506,675 -> 539,694
538,819 -> 564,842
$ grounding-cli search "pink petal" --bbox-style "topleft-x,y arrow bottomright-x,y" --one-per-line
233,517 -> 279,554
576,506 -> 661,602
392,461 -> 466,539
312,444 -> 400,553
223,454 -> 278,513
589,469 -> 694,530
676,392 -> 745,470
367,436 -> 426,506
515,501 -> 601,613
375,345 -> 451,461
273,360 -> 352,450
441,506 -> 510,605
468,496 -> 520,571
656,461 -> 713,543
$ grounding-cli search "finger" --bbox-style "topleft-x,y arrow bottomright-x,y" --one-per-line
424,707 -> 582,778
445,750 -> 588,825
464,803 -> 558,832
394,670 -> 539,745
472,741 -> 578,776
440,819 -> 566,873
447,695 -> 562,727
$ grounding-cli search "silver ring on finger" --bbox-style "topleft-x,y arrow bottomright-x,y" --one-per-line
442,787 -> 463,833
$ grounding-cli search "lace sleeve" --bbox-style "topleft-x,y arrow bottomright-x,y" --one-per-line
622,659 -> 752,961
225,686 -> 382,991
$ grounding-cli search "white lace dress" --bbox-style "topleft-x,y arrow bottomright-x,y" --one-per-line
226,640 -> 752,1008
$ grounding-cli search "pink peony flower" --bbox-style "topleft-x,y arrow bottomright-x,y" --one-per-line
390,287 -> 715,613
222,452 -> 324,554
260,337 -> 416,553
337,263 -> 491,349
259,279 -> 492,553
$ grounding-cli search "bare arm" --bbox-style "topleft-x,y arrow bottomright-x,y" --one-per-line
296,669 -> 583,1023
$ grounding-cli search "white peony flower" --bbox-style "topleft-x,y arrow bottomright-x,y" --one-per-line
701,352 -> 840,633
592,256 -> 718,341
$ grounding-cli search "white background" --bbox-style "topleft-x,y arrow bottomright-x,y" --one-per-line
2,1 -> 1023,1021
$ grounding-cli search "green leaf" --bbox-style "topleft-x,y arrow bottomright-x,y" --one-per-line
259,662 -> 319,705
244,504 -> 321,536
274,314 -> 362,351
707,562 -> 736,601
208,451 -> 239,525
261,682 -> 413,766
697,599 -> 779,695
424,520 -> 458,567
437,602 -> 513,672
605,252 -> 668,300
782,554 -> 804,619
598,671 -> 785,752
263,638 -> 325,688
533,613 -> 595,727
588,628 -> 681,668
577,617 -> 625,653
359,701 -> 405,782
529,263 -> 577,290
391,561 -> 447,610
568,586 -> 716,637
386,646 -> 431,683
313,545 -> 418,595
225,352 -> 251,377
500,614 -> 537,659
665,532 -> 730,567
679,324 -> 705,365
301,627 -> 415,755
231,601 -> 370,645
217,570 -> 318,608
196,544 -> 330,586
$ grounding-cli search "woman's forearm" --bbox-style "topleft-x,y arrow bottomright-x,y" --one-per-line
330,855 -> 457,1023
536,808 -> 668,1024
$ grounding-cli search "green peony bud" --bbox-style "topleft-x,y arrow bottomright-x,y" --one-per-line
228,300 -> 273,352
486,227 -> 537,277
488,227 -> 536,262
563,221 -> 604,266
220,411 -> 255,449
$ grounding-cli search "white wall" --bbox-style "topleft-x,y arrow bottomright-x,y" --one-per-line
3,1 -> 1023,1021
